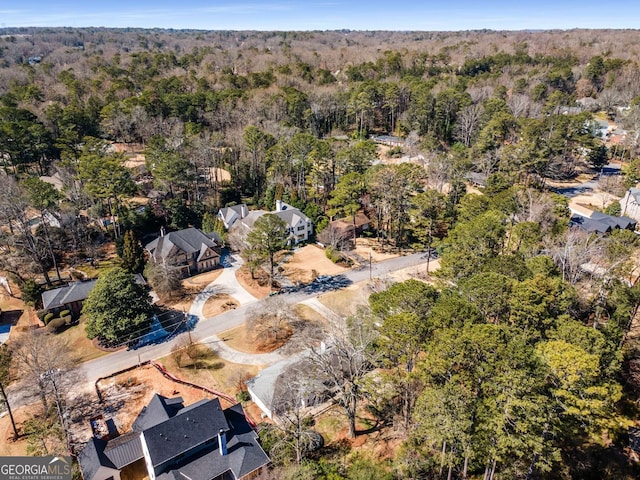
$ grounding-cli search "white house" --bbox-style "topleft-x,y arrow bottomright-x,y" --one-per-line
221,201 -> 313,245
217,203 -> 249,229
272,200 -> 313,244
621,188 -> 640,223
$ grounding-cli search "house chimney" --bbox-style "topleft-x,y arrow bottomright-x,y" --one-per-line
218,429 -> 227,456
275,199 -> 283,212
160,226 -> 165,237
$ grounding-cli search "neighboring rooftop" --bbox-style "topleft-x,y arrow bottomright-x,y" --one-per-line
79,395 -> 269,480
41,274 -> 146,311
145,227 -> 220,261
570,212 -> 637,234
41,279 -> 97,310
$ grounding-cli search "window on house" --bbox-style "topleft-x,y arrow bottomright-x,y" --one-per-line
297,225 -> 305,231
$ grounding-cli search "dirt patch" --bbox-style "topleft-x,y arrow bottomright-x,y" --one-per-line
353,238 -> 401,262
390,259 -> 441,282
207,167 -> 231,183
236,265 -> 271,298
202,294 -> 239,317
94,360 -> 257,439
126,196 -> 151,206
282,245 -> 348,284
569,193 -> 619,213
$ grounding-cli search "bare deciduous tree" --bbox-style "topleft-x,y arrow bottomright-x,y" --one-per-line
246,298 -> 297,350
270,361 -> 325,464
317,223 -> 351,251
309,315 -> 378,438
455,104 -> 483,147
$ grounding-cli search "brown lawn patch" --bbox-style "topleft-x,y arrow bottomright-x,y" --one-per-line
282,245 -> 347,284
236,265 -> 271,298
218,325 -> 261,354
294,304 -> 328,324
202,294 -> 239,317
318,283 -> 370,318
181,269 -> 224,290
58,317 -> 108,363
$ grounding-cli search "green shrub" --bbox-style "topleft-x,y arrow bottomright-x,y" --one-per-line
604,202 -> 621,216
47,317 -> 66,332
325,246 -> 342,264
21,279 -> 43,307
36,309 -> 48,321
43,313 -> 54,325
59,310 -> 71,318
236,390 -> 251,402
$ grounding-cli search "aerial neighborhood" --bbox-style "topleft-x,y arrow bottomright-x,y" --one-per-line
1,25 -> 640,480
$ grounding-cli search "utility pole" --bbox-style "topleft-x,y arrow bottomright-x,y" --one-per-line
369,252 -> 372,281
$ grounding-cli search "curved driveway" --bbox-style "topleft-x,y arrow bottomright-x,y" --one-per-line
6,252 -> 425,407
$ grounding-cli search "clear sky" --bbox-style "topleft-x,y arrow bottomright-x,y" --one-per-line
2,1 -> 640,31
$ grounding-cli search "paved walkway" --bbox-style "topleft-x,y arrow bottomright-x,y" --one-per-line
203,335 -> 287,366
202,291 -> 338,366
189,254 -> 258,318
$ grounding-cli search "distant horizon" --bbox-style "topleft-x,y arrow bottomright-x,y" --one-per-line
3,1 -> 640,32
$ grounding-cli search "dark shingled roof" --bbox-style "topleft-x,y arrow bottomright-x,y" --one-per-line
78,438 -> 117,480
155,403 -> 270,480
144,397 -> 229,469
145,227 -> 220,262
41,279 -> 97,310
132,394 -> 184,432
80,396 -> 270,480
570,212 -> 637,234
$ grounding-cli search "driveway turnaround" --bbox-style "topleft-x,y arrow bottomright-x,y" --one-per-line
189,253 -> 258,319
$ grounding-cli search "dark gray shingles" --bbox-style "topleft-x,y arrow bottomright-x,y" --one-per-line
78,438 -> 116,480
41,280 -> 97,310
144,397 -> 229,468
132,394 -> 184,432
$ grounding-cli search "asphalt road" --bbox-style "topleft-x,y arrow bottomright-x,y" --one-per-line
550,163 -> 621,198
8,252 -> 426,407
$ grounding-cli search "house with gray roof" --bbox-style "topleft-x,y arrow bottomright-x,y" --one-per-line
224,200 -> 313,245
79,394 -> 270,480
272,200 -> 313,244
41,280 -> 97,316
570,211 -> 637,234
145,227 -> 221,277
41,274 -> 146,316
217,204 -> 249,229
621,187 -> 640,223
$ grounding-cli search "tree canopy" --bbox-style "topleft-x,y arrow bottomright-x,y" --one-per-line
83,267 -> 154,346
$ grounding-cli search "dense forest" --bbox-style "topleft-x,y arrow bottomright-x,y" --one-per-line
1,27 -> 640,479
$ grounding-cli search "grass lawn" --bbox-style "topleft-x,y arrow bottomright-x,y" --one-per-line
73,257 -> 121,278
58,317 -> 109,362
159,344 -> 260,395
314,408 -> 345,444
317,284 -> 370,318
218,325 -> 259,354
